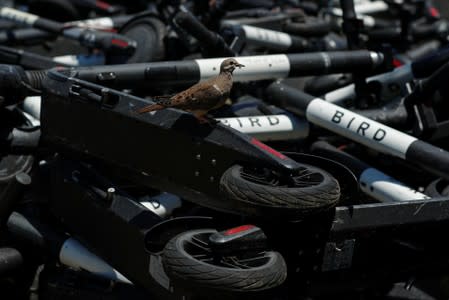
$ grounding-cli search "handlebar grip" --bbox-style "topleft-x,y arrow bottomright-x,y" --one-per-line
174,11 -> 234,57
0,173 -> 31,226
0,46 -> 69,69
0,7 -> 63,32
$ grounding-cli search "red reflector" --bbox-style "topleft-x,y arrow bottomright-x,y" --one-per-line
111,38 -> 128,48
224,225 -> 255,236
429,7 -> 440,18
251,138 -> 287,160
392,58 -> 403,68
96,0 -> 111,10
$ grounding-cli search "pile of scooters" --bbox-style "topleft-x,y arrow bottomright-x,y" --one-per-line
0,0 -> 449,299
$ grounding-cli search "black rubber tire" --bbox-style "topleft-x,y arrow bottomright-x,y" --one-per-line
162,229 -> 287,293
219,164 -> 340,216
121,17 -> 166,63
107,15 -> 166,64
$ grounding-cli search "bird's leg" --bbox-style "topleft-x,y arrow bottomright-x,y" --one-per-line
196,115 -> 219,125
204,114 -> 220,125
196,115 -> 210,124
192,111 -> 219,125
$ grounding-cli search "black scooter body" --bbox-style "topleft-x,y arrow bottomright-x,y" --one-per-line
41,69 -> 301,215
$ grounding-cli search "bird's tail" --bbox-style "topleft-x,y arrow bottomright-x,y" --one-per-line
135,103 -> 165,114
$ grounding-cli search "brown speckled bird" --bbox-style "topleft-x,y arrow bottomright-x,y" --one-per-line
136,58 -> 245,123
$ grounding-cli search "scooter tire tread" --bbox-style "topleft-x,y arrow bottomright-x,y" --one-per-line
162,229 -> 287,293
219,164 -> 340,216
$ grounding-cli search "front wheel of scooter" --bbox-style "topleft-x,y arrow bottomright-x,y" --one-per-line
162,229 -> 287,294
219,164 -> 340,218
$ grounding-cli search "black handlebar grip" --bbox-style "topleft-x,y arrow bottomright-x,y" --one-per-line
0,173 -> 31,227
34,18 -> 64,33
174,11 -> 235,57
290,36 -> 310,51
25,70 -> 47,91
288,51 -> 385,77
0,28 -> 55,45
0,46 -> 69,69
7,212 -> 66,255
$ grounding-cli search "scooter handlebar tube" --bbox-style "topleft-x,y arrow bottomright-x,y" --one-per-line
72,50 -> 386,88
0,7 -> 136,56
265,81 -> 449,181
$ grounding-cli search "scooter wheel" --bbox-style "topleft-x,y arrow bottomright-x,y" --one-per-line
107,15 -> 166,64
219,164 -> 340,217
162,229 -> 287,293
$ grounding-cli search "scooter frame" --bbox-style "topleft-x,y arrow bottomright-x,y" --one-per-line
41,69 -> 302,216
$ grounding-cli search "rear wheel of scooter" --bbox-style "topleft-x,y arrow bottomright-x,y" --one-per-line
220,164 -> 340,216
162,229 -> 287,293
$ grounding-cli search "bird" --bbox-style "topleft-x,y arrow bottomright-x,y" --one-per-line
136,58 -> 245,123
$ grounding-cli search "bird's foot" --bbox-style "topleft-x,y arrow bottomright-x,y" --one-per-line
197,115 -> 219,125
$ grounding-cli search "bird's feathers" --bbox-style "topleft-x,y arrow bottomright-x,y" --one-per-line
136,59 -> 239,119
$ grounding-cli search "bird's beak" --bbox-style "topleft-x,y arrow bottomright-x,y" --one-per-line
236,63 -> 245,68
